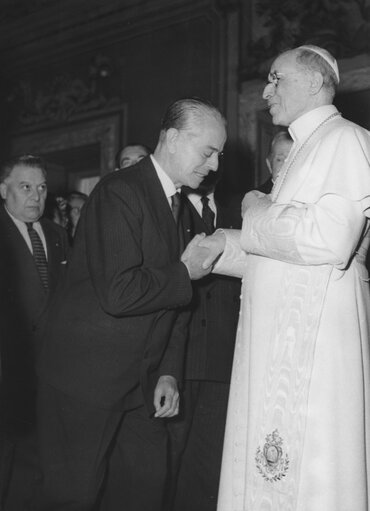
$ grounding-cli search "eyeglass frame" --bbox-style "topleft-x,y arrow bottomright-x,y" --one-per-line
266,69 -> 310,88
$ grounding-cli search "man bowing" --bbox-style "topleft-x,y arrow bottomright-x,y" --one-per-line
34,98 -> 226,511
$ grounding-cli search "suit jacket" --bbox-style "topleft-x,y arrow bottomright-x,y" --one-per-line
37,157 -> 193,414
183,193 -> 242,383
257,177 -> 273,194
0,205 -> 69,427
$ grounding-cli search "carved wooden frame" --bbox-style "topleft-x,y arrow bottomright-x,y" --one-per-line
10,107 -> 127,177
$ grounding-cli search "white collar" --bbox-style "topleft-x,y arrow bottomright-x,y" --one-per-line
150,155 -> 178,199
186,191 -> 215,207
289,105 -> 338,144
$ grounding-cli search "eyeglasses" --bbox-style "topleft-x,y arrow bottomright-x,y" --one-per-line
267,72 -> 283,87
267,71 -> 303,87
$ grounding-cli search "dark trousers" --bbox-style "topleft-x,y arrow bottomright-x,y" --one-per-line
3,431 -> 41,511
0,432 -> 15,511
99,406 -> 167,511
167,380 -> 230,511
32,382 -> 168,511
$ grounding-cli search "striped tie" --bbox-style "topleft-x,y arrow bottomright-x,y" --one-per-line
171,192 -> 182,224
171,192 -> 185,252
201,195 -> 215,233
26,222 -> 49,289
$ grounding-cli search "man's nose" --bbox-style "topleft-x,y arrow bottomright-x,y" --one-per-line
208,153 -> 219,172
31,188 -> 41,201
263,82 -> 274,100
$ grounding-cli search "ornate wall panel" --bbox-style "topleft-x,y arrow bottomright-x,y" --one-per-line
1,0 -> 242,194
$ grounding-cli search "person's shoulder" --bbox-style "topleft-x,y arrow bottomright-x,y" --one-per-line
323,116 -> 370,152
215,191 -> 243,228
329,115 -> 369,135
256,178 -> 273,194
216,190 -> 243,210
0,204 -> 15,231
41,217 -> 67,238
95,156 -> 154,192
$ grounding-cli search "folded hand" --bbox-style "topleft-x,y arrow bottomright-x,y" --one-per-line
181,233 -> 212,280
181,231 -> 226,279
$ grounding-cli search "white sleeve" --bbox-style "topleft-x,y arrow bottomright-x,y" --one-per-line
212,229 -> 247,278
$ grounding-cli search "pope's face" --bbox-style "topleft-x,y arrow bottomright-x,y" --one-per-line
0,165 -> 47,222
170,113 -> 227,189
262,51 -> 312,126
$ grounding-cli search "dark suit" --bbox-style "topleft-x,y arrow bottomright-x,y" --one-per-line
168,192 -> 242,511
34,157 -> 193,510
0,204 -> 69,510
257,177 -> 273,194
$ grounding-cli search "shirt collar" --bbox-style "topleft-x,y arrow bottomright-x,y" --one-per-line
150,155 -> 178,199
186,191 -> 215,208
289,105 -> 338,145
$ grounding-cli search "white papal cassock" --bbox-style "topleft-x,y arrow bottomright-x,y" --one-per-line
215,105 -> 370,511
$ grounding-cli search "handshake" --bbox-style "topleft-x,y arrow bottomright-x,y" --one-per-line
181,230 -> 226,280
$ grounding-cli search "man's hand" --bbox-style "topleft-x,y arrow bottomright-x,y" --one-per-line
198,230 -> 226,269
181,233 -> 214,280
153,375 -> 179,418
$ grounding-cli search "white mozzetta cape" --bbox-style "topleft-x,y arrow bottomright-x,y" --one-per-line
216,105 -> 370,511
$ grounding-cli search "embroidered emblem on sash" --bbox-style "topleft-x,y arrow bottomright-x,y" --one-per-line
255,429 -> 289,482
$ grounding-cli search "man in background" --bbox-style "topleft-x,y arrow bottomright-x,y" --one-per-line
167,170 -> 242,511
115,143 -> 152,170
66,190 -> 88,241
33,98 -> 226,511
258,130 -> 293,194
0,154 -> 69,510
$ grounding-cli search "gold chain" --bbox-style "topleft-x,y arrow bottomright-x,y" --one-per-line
272,111 -> 341,200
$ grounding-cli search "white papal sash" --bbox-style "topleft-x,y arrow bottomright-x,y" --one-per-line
246,263 -> 332,510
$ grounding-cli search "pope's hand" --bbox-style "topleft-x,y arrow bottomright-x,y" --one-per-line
241,190 -> 268,217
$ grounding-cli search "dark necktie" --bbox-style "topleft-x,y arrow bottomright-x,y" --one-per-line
26,222 -> 49,289
171,192 -> 182,224
171,192 -> 185,252
201,195 -> 215,233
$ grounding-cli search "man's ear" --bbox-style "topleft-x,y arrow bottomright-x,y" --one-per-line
309,71 -> 324,95
166,127 -> 180,154
0,182 -> 7,200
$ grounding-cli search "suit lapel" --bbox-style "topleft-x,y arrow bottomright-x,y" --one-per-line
139,159 -> 180,259
0,206 -> 41,270
0,206 -> 48,320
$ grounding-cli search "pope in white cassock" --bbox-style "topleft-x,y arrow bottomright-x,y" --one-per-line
183,45 -> 370,510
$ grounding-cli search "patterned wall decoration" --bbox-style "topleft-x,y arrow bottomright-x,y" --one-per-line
242,0 -> 370,79
8,54 -> 121,130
